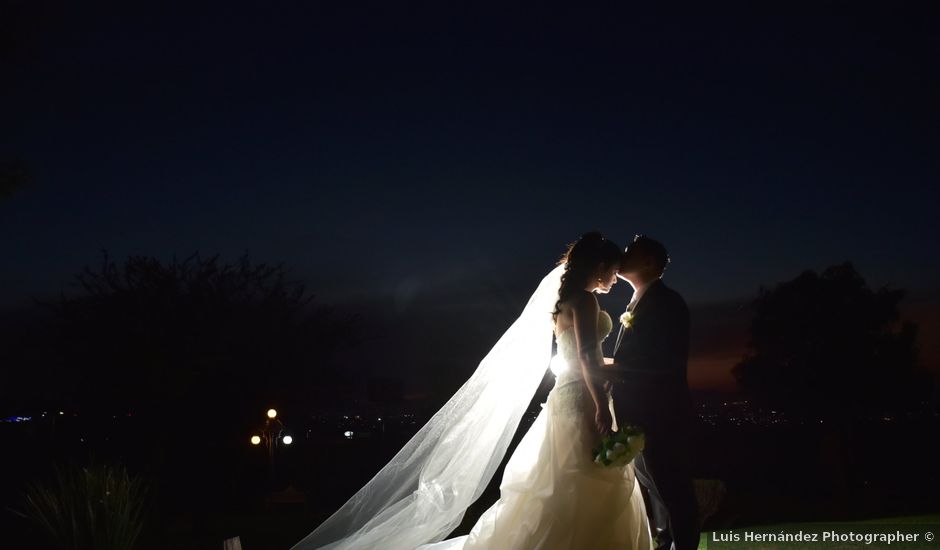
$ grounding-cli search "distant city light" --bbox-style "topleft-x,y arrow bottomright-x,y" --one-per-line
344,431 -> 354,439
282,435 -> 293,445
267,409 -> 277,419
250,435 -> 262,445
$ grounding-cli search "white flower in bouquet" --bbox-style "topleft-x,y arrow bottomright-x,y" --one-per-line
592,426 -> 645,468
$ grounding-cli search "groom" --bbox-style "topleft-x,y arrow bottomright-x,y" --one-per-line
608,235 -> 699,550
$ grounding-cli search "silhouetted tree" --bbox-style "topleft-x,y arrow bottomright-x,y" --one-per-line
732,262 -> 923,423
30,251 -> 358,419
10,251 -> 361,520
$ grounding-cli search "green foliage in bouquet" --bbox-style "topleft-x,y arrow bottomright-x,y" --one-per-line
21,461 -> 149,550
593,427 -> 645,467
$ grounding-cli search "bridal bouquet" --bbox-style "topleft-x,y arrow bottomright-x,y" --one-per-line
593,427 -> 645,467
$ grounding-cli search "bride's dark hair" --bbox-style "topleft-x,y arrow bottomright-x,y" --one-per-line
552,231 -> 622,322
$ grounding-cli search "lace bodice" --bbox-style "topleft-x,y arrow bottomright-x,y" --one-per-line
552,310 -> 613,386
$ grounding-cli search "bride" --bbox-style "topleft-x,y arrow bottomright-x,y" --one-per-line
292,232 -> 653,550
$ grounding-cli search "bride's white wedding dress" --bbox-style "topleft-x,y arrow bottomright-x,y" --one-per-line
291,267 -> 652,550
422,310 -> 653,550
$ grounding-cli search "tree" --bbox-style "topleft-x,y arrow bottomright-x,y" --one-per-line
732,262 -> 924,423
7,251 -> 361,519
30,251 -> 359,419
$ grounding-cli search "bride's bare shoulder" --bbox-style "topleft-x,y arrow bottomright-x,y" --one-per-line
557,290 -> 595,314
554,292 -> 596,336
568,290 -> 598,314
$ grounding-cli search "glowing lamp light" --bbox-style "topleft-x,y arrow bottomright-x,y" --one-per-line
282,435 -> 293,445
549,354 -> 569,376
267,408 -> 277,419
250,435 -> 262,445
344,430 -> 354,439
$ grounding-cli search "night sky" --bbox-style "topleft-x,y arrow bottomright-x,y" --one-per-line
3,2 -> 939,391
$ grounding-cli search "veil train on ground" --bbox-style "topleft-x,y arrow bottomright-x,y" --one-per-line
291,264 -> 565,550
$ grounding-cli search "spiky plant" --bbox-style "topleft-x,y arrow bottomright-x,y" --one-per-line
22,461 -> 148,550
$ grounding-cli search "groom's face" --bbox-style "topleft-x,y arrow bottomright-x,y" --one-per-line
618,249 -> 640,279
620,247 -> 662,285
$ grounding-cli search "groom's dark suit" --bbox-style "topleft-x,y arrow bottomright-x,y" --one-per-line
610,279 -> 699,550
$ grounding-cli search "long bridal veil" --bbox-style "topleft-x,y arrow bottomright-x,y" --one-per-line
291,264 -> 565,550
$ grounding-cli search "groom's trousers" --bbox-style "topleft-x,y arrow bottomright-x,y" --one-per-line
611,382 -> 700,550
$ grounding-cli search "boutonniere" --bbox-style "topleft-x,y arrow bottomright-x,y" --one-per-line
620,310 -> 634,329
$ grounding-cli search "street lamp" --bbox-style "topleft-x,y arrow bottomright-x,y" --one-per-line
250,408 -> 291,464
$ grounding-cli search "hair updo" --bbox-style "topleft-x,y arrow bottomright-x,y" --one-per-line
552,231 -> 622,322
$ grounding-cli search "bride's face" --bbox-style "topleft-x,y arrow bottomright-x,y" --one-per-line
592,263 -> 619,294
